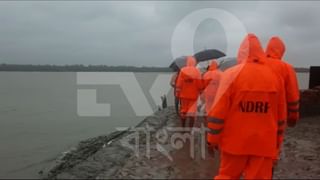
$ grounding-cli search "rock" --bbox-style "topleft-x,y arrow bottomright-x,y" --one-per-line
300,87 -> 320,117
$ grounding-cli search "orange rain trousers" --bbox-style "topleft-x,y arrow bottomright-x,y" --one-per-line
179,99 -> 197,118
215,151 -> 273,180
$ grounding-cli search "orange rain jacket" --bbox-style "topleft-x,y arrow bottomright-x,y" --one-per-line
176,56 -> 202,100
266,37 -> 300,126
202,61 -> 222,113
265,37 -> 300,152
207,34 -> 286,158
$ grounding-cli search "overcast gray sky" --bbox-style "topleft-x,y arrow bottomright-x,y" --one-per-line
0,1 -> 319,67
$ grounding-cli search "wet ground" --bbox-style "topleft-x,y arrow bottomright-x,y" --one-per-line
113,114 -> 218,179
273,116 -> 320,179
43,107 -> 320,179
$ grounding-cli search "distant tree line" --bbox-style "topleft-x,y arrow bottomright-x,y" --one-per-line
0,63 -> 310,72
0,64 -> 173,72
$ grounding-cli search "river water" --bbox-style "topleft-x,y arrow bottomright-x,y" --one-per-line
0,72 -> 309,178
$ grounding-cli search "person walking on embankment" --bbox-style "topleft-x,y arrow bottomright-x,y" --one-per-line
202,60 -> 222,124
265,36 -> 300,169
176,56 -> 202,128
207,34 -> 286,179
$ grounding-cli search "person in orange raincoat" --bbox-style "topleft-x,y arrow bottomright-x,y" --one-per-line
202,60 -> 222,119
207,34 -> 286,179
265,36 -> 300,166
176,56 -> 202,128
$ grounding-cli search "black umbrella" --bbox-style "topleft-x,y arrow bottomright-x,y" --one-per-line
194,49 -> 226,62
169,56 -> 187,71
218,57 -> 237,71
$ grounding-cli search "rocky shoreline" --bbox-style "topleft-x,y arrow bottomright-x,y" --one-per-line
40,108 -> 177,179
41,87 -> 320,179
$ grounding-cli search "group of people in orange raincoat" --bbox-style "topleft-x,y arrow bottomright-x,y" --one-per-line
171,33 -> 300,179
172,56 -> 222,128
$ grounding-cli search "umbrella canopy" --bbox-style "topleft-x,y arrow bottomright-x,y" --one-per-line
194,49 -> 226,62
169,56 -> 188,71
218,57 -> 237,71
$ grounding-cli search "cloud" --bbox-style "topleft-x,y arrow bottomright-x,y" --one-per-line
0,1 -> 319,67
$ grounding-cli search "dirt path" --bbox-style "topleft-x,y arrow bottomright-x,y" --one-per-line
273,116 -> 320,179
113,112 -> 219,179
113,110 -> 320,179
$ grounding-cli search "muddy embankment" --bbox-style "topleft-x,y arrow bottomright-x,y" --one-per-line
41,87 -> 320,179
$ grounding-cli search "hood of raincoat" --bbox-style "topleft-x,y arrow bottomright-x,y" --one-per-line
237,33 -> 265,64
186,56 -> 197,67
208,60 -> 218,71
265,36 -> 286,60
